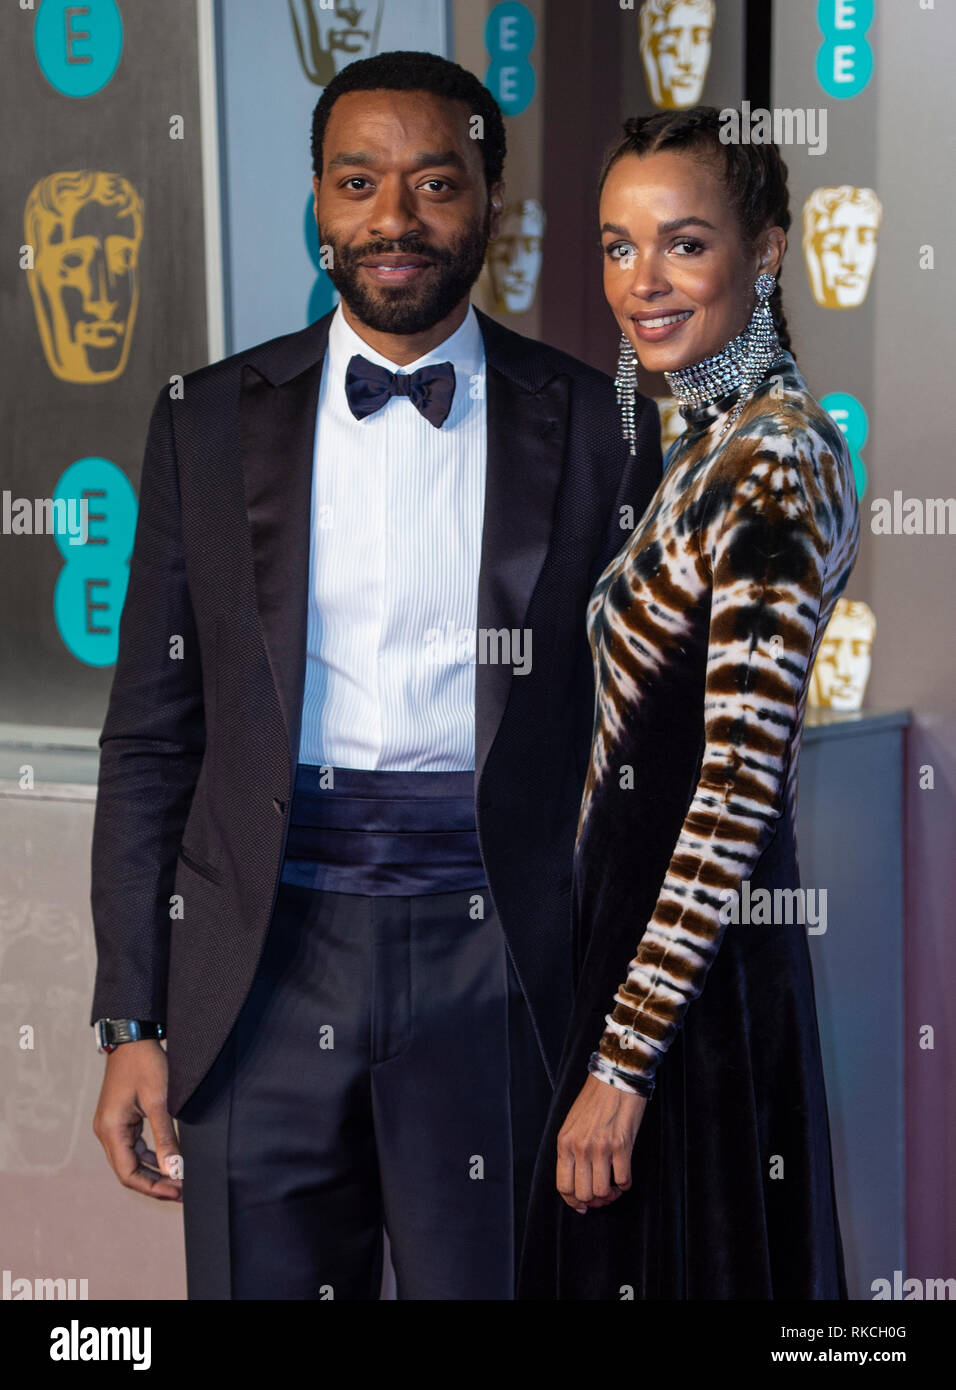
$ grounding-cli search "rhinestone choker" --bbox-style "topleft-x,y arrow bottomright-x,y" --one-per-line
664,309 -> 784,436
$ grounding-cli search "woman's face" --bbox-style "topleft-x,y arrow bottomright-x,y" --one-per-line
599,148 -> 784,374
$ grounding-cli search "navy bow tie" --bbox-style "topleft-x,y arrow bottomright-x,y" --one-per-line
345,354 -> 456,429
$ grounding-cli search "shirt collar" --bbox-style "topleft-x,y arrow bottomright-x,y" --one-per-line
327,300 -> 484,386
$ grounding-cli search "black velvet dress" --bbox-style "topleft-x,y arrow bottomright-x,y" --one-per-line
517,355 -> 856,1299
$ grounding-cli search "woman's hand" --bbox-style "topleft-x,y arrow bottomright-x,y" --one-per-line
556,1073 -> 647,1213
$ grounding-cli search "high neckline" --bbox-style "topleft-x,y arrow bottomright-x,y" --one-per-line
664,311 -> 786,428
674,349 -> 797,437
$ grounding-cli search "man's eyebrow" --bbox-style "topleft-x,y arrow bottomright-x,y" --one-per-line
326,149 -> 468,172
410,149 -> 467,171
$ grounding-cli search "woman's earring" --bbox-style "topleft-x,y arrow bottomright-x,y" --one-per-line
717,273 -> 781,439
744,269 -> 778,380
615,331 -> 638,456
754,271 -> 776,315
751,272 -> 778,348
748,271 -> 779,363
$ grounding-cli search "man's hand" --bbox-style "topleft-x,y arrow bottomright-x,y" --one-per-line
93,1039 -> 183,1201
556,1072 -> 647,1214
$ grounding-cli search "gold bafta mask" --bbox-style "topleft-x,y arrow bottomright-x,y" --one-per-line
639,0 -> 715,110
0,900 -> 90,1174
486,200 -> 546,314
288,0 -> 384,87
808,598 -> 876,711
24,171 -> 143,385
654,396 -> 686,457
802,187 -> 882,310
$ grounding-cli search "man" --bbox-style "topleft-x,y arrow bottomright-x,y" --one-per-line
89,50 -> 661,1300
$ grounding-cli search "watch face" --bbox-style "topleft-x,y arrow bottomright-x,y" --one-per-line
95,1019 -> 161,1050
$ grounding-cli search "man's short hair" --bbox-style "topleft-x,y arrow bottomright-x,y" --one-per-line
311,50 -> 507,191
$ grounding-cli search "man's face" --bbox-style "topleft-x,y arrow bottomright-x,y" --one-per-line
314,89 -> 502,335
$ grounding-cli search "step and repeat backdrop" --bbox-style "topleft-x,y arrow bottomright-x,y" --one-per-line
0,0 -> 451,733
0,1 -> 940,741
2,0 -> 210,729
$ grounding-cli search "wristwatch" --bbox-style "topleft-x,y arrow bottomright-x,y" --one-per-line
95,1019 -> 165,1054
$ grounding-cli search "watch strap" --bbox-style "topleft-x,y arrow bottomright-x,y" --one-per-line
95,1019 -> 165,1053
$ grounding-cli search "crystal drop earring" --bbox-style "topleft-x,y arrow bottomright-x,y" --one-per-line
615,331 -> 638,456
755,271 -> 776,299
717,271 -> 780,438
740,271 -> 778,396
753,271 -> 777,330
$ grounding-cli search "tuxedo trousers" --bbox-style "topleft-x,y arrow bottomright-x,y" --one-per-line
175,871 -> 551,1300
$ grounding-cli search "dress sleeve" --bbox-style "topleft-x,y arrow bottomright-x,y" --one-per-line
588,443 -> 828,1097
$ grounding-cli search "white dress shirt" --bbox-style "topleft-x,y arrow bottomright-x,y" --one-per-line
296,302 -> 487,771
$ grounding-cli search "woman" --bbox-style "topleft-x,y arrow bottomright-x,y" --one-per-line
517,107 -> 858,1299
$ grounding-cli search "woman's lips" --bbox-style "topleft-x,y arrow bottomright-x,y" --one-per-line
629,309 -> 693,342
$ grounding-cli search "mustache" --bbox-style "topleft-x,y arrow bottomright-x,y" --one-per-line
340,239 -> 455,265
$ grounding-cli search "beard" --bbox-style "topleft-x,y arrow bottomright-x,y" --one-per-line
319,205 -> 491,334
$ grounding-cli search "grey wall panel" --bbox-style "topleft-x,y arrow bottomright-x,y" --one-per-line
0,783 -> 186,1300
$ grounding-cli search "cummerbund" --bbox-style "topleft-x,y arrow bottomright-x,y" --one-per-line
278,763 -> 488,896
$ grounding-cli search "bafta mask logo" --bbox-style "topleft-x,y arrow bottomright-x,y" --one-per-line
803,186 -> 882,310
486,200 -> 546,314
654,396 -> 686,457
24,171 -> 143,384
808,598 -> 876,712
639,0 -> 715,110
288,0 -> 384,87
0,896 -> 91,1175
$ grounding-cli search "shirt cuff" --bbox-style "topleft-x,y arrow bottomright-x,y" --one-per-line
588,1051 -> 655,1099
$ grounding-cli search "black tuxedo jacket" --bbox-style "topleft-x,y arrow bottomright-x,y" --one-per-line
89,305 -> 661,1116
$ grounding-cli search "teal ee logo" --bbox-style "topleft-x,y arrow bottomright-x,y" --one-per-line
34,0 -> 123,98
816,0 -> 873,100
305,194 -> 339,324
485,2 -> 535,117
53,457 -> 137,666
821,391 -> 868,499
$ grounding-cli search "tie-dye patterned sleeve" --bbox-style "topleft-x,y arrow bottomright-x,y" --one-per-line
587,431 -> 834,1098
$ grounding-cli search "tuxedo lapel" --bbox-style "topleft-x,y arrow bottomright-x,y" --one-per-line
476,322 -> 569,790
239,313 -> 332,774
